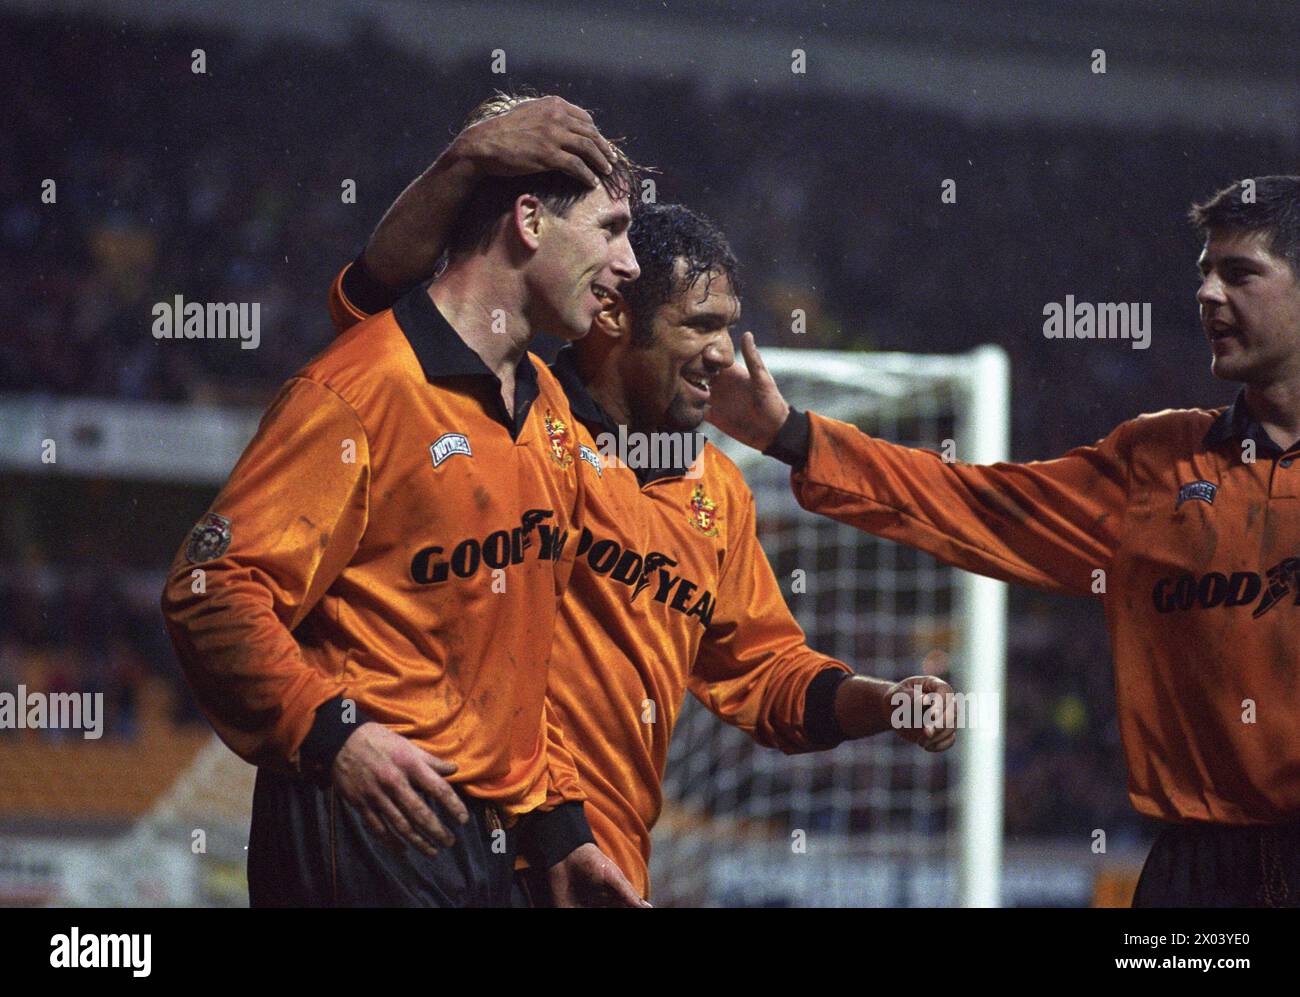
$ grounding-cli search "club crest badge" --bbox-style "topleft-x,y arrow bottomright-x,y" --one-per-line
687,483 -> 719,537
1176,480 -> 1217,509
543,410 -> 575,469
186,512 -> 233,564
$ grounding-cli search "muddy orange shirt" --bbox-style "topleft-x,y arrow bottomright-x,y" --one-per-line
547,350 -> 852,896
331,267 -> 852,896
162,285 -> 589,820
767,401 -> 1300,826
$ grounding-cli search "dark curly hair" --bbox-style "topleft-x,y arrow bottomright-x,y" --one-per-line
620,202 -> 741,345
1189,176 -> 1300,276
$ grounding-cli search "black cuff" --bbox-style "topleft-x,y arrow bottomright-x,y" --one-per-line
518,801 -> 596,868
299,695 -> 372,786
763,407 -> 812,470
341,254 -> 417,317
803,668 -> 852,748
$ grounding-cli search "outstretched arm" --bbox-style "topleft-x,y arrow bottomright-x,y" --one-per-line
688,478 -> 956,755
707,334 -> 1130,598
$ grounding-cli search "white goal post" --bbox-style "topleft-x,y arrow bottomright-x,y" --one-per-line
650,345 -> 1010,907
0,343 -> 1007,907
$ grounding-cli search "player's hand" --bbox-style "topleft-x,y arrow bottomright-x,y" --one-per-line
707,331 -> 791,451
888,674 -> 959,753
331,722 -> 470,859
450,95 -> 616,188
547,843 -> 652,908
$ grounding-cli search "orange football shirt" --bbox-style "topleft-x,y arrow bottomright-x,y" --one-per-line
773,404 -> 1300,826
162,285 -> 589,819
331,267 -> 852,895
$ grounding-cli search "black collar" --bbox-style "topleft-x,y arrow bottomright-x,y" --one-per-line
1202,388 -> 1300,458
393,283 -> 540,436
552,346 -> 705,485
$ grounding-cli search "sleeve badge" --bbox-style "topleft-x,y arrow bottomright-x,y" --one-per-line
186,512 -> 233,563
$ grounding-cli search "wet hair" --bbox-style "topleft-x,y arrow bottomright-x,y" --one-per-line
445,92 -> 642,257
1189,175 -> 1300,276
620,202 -> 740,345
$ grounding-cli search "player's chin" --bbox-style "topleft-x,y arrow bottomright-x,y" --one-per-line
1209,353 -> 1257,384
663,398 -> 708,433
551,326 -> 587,345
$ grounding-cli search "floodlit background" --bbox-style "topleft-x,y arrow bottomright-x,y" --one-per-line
2,0 -> 1297,906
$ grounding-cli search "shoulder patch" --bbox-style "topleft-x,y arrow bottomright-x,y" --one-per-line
186,513 -> 233,563
430,432 -> 473,467
687,483 -> 720,537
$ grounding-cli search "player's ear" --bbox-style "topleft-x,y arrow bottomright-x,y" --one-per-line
593,290 -> 631,339
513,194 -> 544,251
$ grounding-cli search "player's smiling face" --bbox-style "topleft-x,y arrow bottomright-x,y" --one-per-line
1197,229 -> 1300,386
529,185 -> 639,342
623,263 -> 738,432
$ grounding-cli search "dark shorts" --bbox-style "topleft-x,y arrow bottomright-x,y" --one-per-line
1133,820 -> 1300,908
247,768 -> 518,907
510,865 -> 554,908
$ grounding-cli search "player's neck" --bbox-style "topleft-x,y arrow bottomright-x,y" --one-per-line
428,264 -> 532,380
1244,371 -> 1300,449
574,348 -> 646,435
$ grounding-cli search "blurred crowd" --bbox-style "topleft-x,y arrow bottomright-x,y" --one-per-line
5,10 -> 1289,839
0,560 -> 193,741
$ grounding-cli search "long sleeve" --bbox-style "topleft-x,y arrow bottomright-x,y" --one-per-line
160,377 -> 370,772
516,697 -> 595,867
515,476 -> 595,865
329,259 -> 403,335
688,484 -> 852,753
532,417 -> 592,838
788,410 -> 1132,598
542,696 -> 587,807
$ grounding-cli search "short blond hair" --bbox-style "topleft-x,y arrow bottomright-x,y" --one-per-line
447,92 -> 644,256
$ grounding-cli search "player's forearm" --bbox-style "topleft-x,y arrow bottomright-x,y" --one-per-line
359,143 -> 480,291
513,699 -> 596,867
832,675 -> 897,739
787,410 -> 1124,597
161,576 -> 348,770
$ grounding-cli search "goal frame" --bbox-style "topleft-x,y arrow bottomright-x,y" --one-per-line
705,344 -> 1010,908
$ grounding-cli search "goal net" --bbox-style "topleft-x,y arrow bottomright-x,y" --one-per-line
13,345 -> 1006,907
649,346 -> 1010,907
